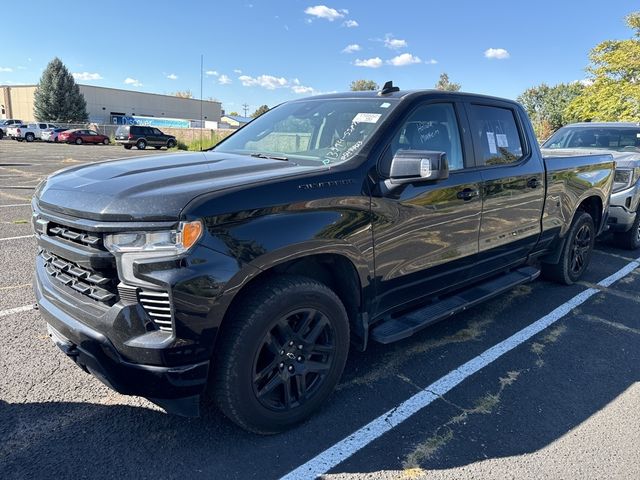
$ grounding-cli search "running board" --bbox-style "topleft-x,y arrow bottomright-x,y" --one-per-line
370,266 -> 540,344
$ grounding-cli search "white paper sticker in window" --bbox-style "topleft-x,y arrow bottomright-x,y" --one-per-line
353,113 -> 382,124
380,102 -> 391,109
496,133 -> 509,148
486,131 -> 497,154
637,133 -> 640,138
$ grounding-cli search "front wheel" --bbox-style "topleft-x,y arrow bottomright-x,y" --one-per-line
614,211 -> 640,250
167,139 -> 177,149
542,211 -> 595,285
212,276 -> 350,434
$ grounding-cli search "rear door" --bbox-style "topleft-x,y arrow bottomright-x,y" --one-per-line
371,100 -> 483,315
465,101 -> 545,275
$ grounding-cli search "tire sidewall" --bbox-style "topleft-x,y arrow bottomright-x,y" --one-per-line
563,212 -> 595,283
219,280 -> 349,432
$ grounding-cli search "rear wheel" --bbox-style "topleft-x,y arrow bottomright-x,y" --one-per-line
614,211 -> 640,250
542,211 -> 595,285
75,137 -> 83,145
25,133 -> 35,142
212,276 -> 350,434
103,138 -> 110,145
136,139 -> 147,150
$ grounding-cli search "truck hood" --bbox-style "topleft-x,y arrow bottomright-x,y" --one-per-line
542,148 -> 640,169
36,151 -> 319,222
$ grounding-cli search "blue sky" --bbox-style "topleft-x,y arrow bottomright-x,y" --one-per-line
0,0 -> 637,115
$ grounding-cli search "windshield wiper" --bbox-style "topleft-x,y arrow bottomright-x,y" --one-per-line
250,153 -> 289,161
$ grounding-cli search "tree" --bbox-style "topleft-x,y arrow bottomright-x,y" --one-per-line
228,111 -> 239,116
517,82 -> 584,140
435,73 -> 461,92
350,79 -> 378,91
33,57 -> 88,122
172,90 -> 193,98
566,11 -> 640,122
251,105 -> 270,118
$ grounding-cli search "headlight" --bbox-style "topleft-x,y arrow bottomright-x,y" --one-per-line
612,167 -> 640,193
104,220 -> 203,286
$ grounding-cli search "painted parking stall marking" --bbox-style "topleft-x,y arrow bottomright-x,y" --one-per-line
281,256 -> 640,480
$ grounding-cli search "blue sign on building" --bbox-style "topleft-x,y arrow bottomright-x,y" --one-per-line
111,115 -> 191,129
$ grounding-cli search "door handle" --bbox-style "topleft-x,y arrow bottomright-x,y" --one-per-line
527,178 -> 541,189
456,188 -> 479,201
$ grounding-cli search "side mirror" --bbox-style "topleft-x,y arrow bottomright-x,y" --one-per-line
389,150 -> 449,184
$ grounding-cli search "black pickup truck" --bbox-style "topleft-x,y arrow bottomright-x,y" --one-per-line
32,83 -> 614,433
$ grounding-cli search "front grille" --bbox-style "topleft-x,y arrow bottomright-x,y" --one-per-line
41,250 -> 117,303
48,223 -> 104,249
138,290 -> 173,332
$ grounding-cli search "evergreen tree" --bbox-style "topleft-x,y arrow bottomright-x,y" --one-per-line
251,105 -> 270,118
350,79 -> 378,91
34,57 -> 88,122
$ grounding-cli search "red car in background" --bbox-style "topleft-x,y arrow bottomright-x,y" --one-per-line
58,129 -> 110,145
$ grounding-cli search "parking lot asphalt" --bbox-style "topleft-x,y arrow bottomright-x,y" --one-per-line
1,139 -> 639,480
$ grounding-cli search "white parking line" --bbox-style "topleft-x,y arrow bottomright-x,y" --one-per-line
282,257 -> 640,480
0,304 -> 34,318
0,234 -> 34,241
0,203 -> 31,208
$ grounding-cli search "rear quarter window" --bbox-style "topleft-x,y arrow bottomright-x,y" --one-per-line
468,105 -> 525,166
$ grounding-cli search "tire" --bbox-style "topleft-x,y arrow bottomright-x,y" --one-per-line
212,275 -> 350,434
0,130 -> 3,140
542,211 -> 595,285
614,211 -> 640,250
124,144 -> 132,150
25,133 -> 35,142
167,139 -> 176,149
154,146 -> 162,150
75,137 -> 83,145
136,139 -> 147,150
103,138 -> 110,145
54,137 -> 58,143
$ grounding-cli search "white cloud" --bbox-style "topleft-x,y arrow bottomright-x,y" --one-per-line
484,48 -> 510,60
233,69 -> 243,74
166,73 -> 178,80
387,53 -> 422,66
304,5 -> 347,21
239,74 -> 288,89
218,74 -> 232,85
354,57 -> 383,68
124,77 -> 143,87
425,59 -> 438,65
205,70 -> 219,76
292,85 -> 315,94
342,43 -> 361,54
343,19 -> 358,28
384,35 -> 407,50
72,72 -> 102,81
0,67 -> 13,72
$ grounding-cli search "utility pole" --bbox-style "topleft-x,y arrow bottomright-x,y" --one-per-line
200,54 -> 203,150
242,103 -> 249,118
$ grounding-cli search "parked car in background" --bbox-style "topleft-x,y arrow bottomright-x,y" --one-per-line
8,122 -> 58,142
41,127 -> 70,143
0,119 -> 24,139
6,124 -> 28,140
115,125 -> 177,150
542,122 -> 640,249
58,129 -> 110,145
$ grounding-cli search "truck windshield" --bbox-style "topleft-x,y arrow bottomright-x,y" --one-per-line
213,98 -> 398,165
543,126 -> 640,153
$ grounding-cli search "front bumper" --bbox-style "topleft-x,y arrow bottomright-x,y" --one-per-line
607,185 -> 640,232
35,267 -> 210,414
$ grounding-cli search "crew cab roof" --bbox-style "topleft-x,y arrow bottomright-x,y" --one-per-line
301,89 -> 522,106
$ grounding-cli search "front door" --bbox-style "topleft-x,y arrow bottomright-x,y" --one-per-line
371,101 -> 482,316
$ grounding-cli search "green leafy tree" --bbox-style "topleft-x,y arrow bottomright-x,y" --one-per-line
228,111 -> 239,116
566,11 -> 640,122
350,79 -> 378,91
435,73 -> 461,92
33,57 -> 88,122
251,105 -> 270,118
517,82 -> 584,140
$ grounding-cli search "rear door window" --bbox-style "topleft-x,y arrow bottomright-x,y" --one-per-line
468,105 -> 525,166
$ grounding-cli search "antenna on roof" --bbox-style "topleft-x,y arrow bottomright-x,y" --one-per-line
378,81 -> 400,96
